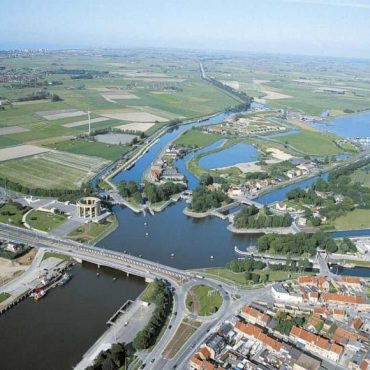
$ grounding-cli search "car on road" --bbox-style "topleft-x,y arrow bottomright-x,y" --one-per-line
140,364 -> 146,369
168,325 -> 172,329
150,358 -> 155,364
174,311 -> 177,316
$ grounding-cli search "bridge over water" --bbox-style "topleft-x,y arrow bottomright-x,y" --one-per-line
0,223 -> 190,284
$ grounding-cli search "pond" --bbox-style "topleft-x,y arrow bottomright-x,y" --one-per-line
198,142 -> 259,169
308,110 -> 370,138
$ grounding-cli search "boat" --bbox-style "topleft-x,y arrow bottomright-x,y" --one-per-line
58,273 -> 71,286
33,290 -> 46,301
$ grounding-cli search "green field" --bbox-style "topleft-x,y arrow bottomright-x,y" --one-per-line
26,210 -> 67,232
186,284 -> 223,316
175,129 -> 221,147
48,139 -> 130,161
0,202 -> 28,226
0,151 -> 108,190
333,209 -> 370,230
351,168 -> 370,187
276,130 -> 343,155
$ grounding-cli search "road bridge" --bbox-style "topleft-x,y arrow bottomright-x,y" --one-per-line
0,223 -> 190,284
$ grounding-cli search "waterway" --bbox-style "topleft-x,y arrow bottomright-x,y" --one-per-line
0,263 -> 145,370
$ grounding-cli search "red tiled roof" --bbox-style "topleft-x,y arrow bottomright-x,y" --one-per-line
322,293 -> 364,304
290,326 -> 343,355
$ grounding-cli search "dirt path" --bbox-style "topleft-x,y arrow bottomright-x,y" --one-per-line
188,290 -> 200,315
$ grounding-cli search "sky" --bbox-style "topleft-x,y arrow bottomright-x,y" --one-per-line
0,0 -> 369,58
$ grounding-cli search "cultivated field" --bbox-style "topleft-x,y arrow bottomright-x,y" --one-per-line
0,151 -> 109,189
0,126 -> 29,136
62,117 -> 109,128
116,122 -> 155,132
0,144 -> 50,162
99,109 -> 168,122
36,109 -> 86,120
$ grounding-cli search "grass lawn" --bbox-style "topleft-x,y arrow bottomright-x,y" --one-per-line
333,209 -> 370,230
162,320 -> 201,359
0,292 -> 10,303
67,215 -> 117,242
48,139 -> 130,161
140,281 -> 158,303
42,251 -> 71,262
0,202 -> 28,227
175,129 -> 221,148
368,287 -> 370,299
26,210 -> 67,232
275,130 -> 344,155
186,284 -> 223,316
199,267 -> 310,286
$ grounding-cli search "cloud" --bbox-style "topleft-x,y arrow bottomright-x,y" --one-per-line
282,0 -> 370,9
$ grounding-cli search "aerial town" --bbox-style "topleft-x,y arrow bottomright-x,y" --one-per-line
0,1 -> 370,370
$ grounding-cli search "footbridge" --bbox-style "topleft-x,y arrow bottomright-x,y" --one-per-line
0,223 -> 190,284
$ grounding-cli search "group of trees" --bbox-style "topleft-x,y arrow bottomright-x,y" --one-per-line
143,181 -> 185,204
118,180 -> 142,203
16,89 -> 61,102
87,343 -> 129,370
274,312 -> 306,335
234,205 -> 292,229
189,185 -> 231,213
133,280 -> 173,350
257,231 -> 339,256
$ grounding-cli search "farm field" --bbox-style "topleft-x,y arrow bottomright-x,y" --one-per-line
275,130 -> 344,155
174,129 -> 221,147
48,139 -> 130,161
0,151 -> 109,189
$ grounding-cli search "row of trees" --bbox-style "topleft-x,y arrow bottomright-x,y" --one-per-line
225,258 -> 265,273
133,280 -> 173,350
87,343 -> 129,370
234,206 -> 292,229
189,185 -> 231,213
256,232 -> 339,256
0,177 -> 94,203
